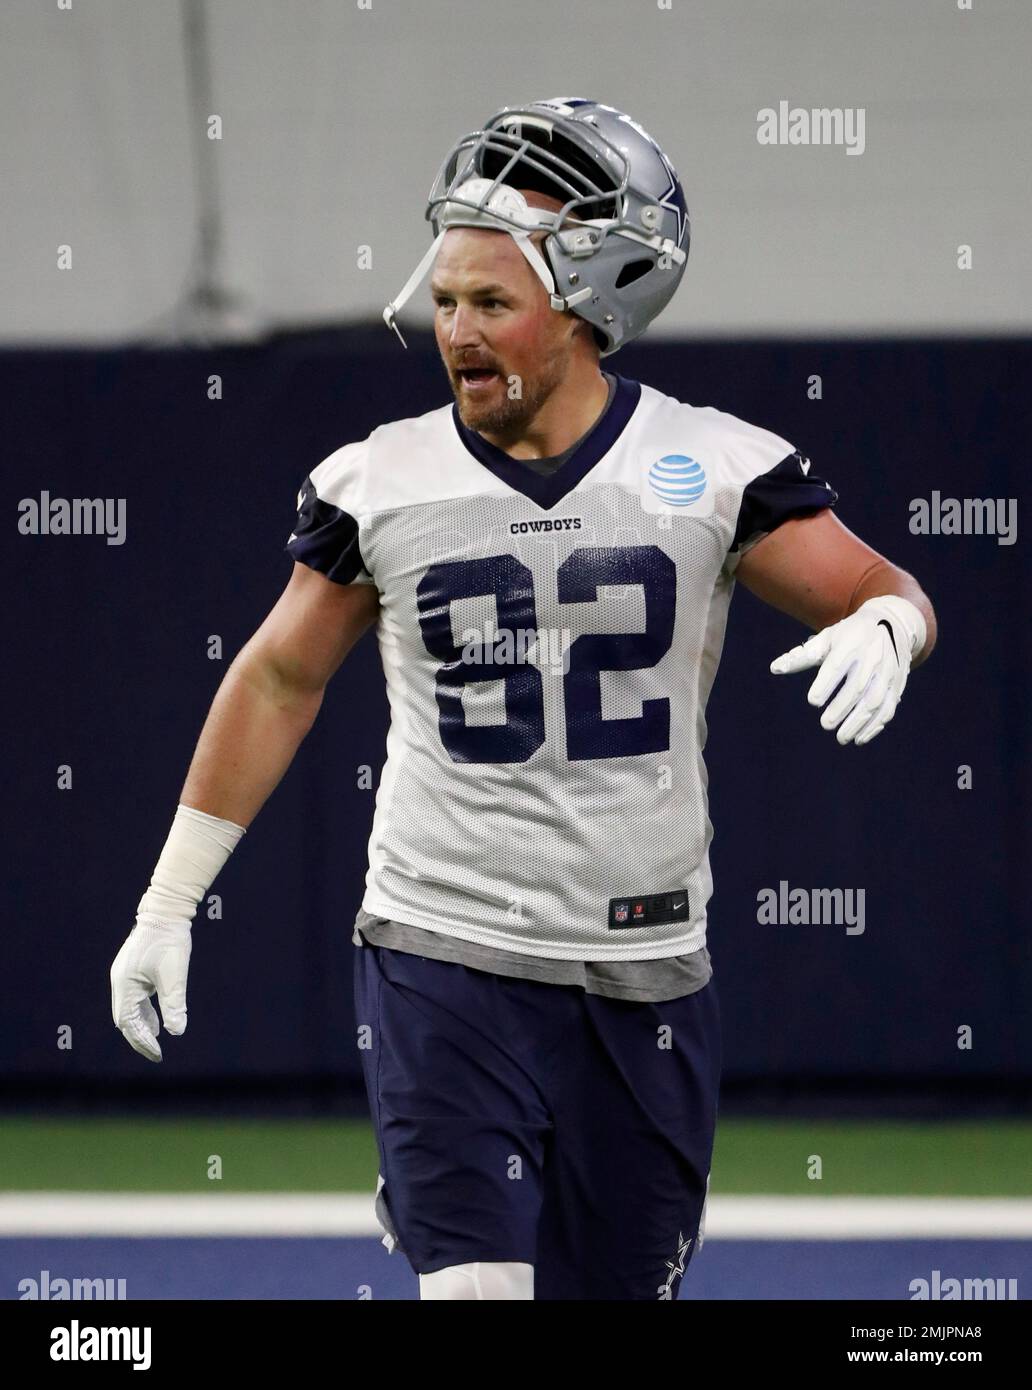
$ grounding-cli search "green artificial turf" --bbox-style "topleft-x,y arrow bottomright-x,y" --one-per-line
1,1118 -> 1029,1195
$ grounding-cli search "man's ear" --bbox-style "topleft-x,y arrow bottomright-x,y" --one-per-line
569,315 -> 602,355
563,312 -> 586,341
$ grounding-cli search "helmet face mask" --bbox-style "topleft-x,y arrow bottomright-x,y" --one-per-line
384,98 -> 690,356
437,117 -> 627,229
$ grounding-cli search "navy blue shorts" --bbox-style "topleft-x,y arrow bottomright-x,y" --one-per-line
354,941 -> 722,1300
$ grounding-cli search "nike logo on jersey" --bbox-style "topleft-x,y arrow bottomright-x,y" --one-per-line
609,891 -> 690,929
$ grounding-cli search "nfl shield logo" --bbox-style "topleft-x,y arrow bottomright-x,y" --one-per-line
615,902 -> 629,923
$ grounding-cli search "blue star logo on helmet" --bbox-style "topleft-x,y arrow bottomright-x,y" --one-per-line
655,149 -> 689,247
616,113 -> 688,246
648,455 -> 707,506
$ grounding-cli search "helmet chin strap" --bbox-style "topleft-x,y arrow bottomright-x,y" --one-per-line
383,179 -> 592,348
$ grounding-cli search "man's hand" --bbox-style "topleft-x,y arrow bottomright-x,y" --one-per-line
110,918 -> 192,1063
769,595 -> 927,746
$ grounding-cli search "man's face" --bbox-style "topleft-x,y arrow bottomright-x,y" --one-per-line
431,202 -> 580,436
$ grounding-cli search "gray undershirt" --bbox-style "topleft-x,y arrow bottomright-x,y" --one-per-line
353,372 -> 713,1003
511,371 -> 619,474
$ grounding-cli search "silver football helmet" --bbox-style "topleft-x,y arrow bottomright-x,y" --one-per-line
383,97 -> 690,356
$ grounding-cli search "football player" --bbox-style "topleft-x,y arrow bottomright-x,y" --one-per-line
111,99 -> 936,1300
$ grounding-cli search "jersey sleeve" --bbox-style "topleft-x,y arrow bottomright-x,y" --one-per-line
690,405 -> 838,575
726,448 -> 838,568
284,441 -> 375,586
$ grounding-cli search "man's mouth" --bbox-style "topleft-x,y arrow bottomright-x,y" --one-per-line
456,367 -> 500,390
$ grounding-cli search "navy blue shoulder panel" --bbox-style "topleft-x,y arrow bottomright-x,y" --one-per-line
285,474 -> 369,584
730,451 -> 838,554
451,374 -> 642,510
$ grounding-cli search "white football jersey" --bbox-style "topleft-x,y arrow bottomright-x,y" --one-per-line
287,375 -> 836,959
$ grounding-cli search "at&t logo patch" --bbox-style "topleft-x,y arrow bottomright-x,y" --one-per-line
648,454 -> 707,506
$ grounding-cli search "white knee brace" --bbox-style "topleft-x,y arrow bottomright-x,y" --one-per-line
419,1261 -> 534,1300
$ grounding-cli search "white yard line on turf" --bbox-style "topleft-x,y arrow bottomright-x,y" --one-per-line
1,1194 -> 1031,1238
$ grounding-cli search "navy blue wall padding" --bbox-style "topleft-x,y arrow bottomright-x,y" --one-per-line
4,330 -> 1029,1101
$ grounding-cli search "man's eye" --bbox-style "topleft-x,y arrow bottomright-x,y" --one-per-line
433,296 -> 504,309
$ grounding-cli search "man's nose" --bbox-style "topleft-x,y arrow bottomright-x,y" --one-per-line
448,304 -> 482,349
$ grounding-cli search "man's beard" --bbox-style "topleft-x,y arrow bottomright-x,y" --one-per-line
451,349 -> 567,439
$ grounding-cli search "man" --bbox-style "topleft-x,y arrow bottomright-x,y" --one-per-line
111,99 -> 936,1301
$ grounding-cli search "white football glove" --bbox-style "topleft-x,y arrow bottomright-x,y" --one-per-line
769,596 -> 927,746
110,918 -> 192,1063
111,804 -> 245,1061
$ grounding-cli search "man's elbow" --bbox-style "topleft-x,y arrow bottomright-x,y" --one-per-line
911,591 -> 937,667
888,564 -> 937,667
231,643 -> 328,718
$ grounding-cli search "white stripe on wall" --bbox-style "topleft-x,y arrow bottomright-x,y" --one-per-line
2,1194 -> 1031,1239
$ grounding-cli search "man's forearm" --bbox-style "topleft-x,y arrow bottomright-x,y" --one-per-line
179,651 -> 325,828
846,560 -> 937,667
